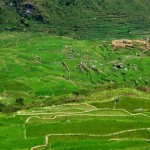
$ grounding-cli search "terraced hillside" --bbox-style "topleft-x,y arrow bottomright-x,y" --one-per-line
1,0 -> 150,39
0,98 -> 150,149
0,32 -> 150,149
0,32 -> 150,110
1,1 -> 150,149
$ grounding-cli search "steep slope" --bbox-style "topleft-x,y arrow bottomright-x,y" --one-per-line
1,0 -> 150,39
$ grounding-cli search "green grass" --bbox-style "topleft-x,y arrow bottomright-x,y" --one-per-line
44,138 -> 150,150
0,31 -> 150,149
0,32 -> 150,107
26,117 -> 150,138
1,97 -> 150,149
90,97 -> 150,113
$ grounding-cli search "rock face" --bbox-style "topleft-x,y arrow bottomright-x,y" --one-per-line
111,39 -> 133,48
15,2 -> 48,23
112,38 -> 150,50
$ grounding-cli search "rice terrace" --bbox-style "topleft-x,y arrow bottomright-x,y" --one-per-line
0,0 -> 150,150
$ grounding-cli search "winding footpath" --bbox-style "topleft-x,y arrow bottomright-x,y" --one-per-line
14,103 -> 150,150
31,128 -> 150,150
25,108 -> 150,123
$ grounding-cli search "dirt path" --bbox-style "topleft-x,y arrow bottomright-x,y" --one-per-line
31,128 -> 150,150
15,103 -> 150,149
25,108 -> 150,123
26,114 -> 129,123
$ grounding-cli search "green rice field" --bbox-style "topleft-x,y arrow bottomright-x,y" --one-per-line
0,32 -> 150,149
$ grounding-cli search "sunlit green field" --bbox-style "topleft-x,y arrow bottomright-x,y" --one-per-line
0,32 -> 149,105
0,100 -> 150,150
0,32 -> 150,149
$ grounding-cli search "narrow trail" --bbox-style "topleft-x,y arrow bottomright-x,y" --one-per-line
26,114 -> 129,123
25,108 -> 150,123
17,99 -> 150,116
31,128 -> 150,150
25,108 -> 128,123
15,102 -> 150,150
17,103 -> 97,115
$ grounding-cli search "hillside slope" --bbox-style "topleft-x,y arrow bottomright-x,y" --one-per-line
0,32 -> 150,111
1,0 -> 150,39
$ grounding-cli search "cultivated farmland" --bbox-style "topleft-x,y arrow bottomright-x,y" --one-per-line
0,32 -> 150,149
1,100 -> 150,149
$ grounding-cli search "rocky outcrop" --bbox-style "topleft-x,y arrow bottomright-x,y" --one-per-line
112,38 -> 150,50
6,0 -> 48,23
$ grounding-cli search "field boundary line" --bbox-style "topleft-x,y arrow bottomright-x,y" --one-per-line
24,108 -> 150,123
19,108 -> 127,116
30,128 -> 150,150
26,114 -> 129,123
25,108 -> 130,123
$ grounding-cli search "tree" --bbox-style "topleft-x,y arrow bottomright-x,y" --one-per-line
16,98 -> 24,106
0,102 -> 6,112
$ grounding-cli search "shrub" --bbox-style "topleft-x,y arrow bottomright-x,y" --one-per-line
16,98 -> 24,106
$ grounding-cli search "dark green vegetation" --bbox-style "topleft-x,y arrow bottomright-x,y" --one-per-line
1,0 -> 150,39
